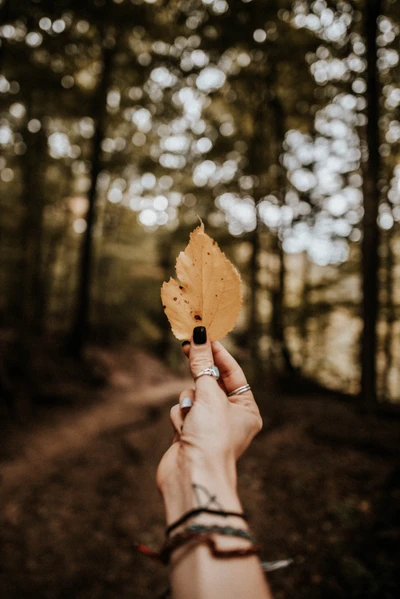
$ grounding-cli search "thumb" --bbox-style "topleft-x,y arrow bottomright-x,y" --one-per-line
189,326 -> 219,388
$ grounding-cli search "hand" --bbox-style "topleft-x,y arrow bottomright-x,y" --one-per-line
157,326 -> 262,501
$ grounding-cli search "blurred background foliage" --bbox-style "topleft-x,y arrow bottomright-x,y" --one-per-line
0,0 -> 399,412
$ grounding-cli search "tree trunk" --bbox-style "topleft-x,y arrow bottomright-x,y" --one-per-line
247,223 -> 263,369
268,92 -> 295,374
299,251 -> 311,372
383,230 -> 394,402
69,38 -> 115,356
269,234 -> 295,374
40,228 -> 61,333
8,90 -> 47,420
19,93 -> 46,334
0,0 -> 9,67
360,0 -> 381,409
244,93 -> 265,369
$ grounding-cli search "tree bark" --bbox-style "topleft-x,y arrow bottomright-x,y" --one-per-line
360,0 -> 382,409
69,37 -> 115,356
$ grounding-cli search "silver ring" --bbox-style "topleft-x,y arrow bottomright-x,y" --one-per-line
194,365 -> 220,380
227,384 -> 251,397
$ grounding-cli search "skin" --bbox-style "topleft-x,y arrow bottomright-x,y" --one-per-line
157,331 -> 273,599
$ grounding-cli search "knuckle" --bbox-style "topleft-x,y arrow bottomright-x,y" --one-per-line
189,354 -> 209,372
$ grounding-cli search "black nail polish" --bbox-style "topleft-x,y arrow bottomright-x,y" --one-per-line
193,326 -> 207,345
181,340 -> 190,347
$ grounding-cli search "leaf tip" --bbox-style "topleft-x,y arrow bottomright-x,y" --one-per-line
191,215 -> 205,236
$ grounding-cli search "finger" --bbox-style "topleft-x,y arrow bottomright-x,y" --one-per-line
170,404 -> 183,436
189,326 -> 220,393
181,340 -> 190,358
211,341 -> 251,397
182,341 -> 229,393
179,388 -> 195,415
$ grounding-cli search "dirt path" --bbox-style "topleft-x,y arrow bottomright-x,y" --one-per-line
0,346 -> 191,496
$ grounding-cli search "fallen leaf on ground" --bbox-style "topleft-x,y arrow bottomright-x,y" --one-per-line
161,221 -> 242,341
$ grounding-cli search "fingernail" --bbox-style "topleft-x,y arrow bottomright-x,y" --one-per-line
193,326 -> 207,345
181,397 -> 193,409
181,340 -> 190,347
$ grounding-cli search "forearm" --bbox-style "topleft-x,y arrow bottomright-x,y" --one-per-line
160,453 -> 272,599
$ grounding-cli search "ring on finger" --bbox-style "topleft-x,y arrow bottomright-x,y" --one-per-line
227,383 -> 251,397
194,365 -> 220,381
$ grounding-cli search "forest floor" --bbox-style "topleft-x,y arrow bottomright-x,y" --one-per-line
0,344 -> 399,599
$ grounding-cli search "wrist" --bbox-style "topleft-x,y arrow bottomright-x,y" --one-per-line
159,450 -> 240,526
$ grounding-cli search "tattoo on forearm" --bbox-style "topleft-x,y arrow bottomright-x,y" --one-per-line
192,483 -> 224,510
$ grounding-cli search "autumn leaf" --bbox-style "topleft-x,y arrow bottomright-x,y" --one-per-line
161,221 -> 242,341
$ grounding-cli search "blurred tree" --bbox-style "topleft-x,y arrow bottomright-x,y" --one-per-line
19,94 -> 47,334
360,0 -> 381,409
382,227 -> 394,401
69,30 -> 116,356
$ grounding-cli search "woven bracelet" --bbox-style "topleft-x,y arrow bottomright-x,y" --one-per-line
136,530 -> 261,565
166,507 -> 248,537
185,523 -> 257,544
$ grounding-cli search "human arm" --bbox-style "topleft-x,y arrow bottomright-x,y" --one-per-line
156,326 -> 273,599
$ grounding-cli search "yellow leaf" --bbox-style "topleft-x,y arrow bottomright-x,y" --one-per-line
161,221 -> 242,341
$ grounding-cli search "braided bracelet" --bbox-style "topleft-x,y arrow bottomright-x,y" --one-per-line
136,530 -> 261,565
166,507 -> 248,537
185,523 -> 257,544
